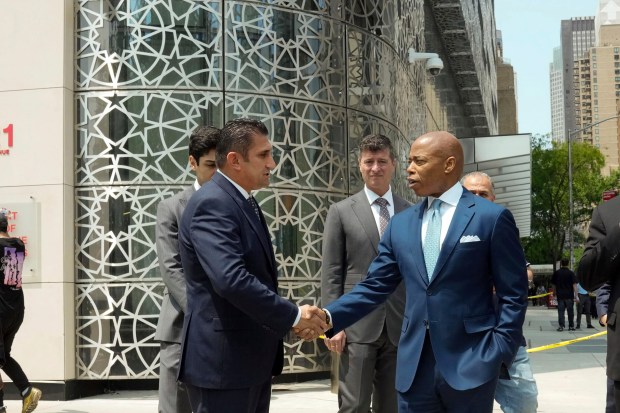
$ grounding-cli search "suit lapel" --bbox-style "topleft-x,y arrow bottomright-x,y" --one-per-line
351,191 -> 380,254
430,191 -> 475,283
213,174 -> 276,275
179,186 -> 195,207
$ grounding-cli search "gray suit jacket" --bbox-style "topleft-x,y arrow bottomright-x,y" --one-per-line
154,186 -> 195,343
321,190 -> 410,345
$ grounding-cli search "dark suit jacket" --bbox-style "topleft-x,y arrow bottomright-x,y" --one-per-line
154,186 -> 194,343
178,173 -> 298,389
578,196 -> 620,380
321,190 -> 410,345
325,189 -> 528,392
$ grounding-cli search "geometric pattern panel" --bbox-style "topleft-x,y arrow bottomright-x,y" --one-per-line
280,281 -> 331,373
76,280 -> 331,379
345,0 -> 396,45
76,91 -> 224,185
251,0 -> 338,15
76,282 -> 163,379
347,28 -> 396,123
75,186 -> 185,282
225,3 -> 346,106
256,189 -> 347,281
226,94 -> 348,192
75,0 -> 222,90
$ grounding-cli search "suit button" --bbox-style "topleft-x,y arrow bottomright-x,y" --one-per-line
427,290 -> 432,296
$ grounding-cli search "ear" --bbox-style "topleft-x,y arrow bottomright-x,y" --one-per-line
189,155 -> 198,171
227,152 -> 242,171
444,156 -> 456,174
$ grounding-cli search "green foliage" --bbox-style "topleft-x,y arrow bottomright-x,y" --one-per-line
525,139 -> 617,269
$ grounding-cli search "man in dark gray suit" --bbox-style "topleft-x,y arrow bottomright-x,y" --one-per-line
322,134 -> 409,413
154,126 -> 221,413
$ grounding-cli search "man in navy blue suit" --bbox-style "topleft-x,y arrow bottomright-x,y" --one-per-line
320,131 -> 528,413
178,118 -> 328,413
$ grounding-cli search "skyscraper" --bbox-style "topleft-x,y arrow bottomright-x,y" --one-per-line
561,17 -> 596,135
550,47 -> 566,142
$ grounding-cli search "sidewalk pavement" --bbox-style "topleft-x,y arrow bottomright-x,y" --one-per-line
2,306 -> 608,412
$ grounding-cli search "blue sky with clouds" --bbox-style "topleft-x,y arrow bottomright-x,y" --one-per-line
494,0 -> 598,136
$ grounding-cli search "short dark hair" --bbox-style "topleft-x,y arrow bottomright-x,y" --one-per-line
216,118 -> 269,168
189,126 -> 221,162
358,134 -> 395,160
561,258 -> 569,267
0,212 -> 7,233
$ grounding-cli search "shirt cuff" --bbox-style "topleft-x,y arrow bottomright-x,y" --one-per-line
324,309 -> 333,328
292,308 -> 302,327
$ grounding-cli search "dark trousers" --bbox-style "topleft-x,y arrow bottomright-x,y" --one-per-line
397,334 -> 497,412
607,377 -> 616,413
576,294 -> 592,327
186,379 -> 271,413
337,325 -> 398,413
0,292 -> 30,404
557,298 -> 575,328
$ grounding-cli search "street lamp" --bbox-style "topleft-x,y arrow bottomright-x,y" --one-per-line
567,114 -> 620,269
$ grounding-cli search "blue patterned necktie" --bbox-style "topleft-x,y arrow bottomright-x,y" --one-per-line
423,199 -> 443,280
248,196 -> 261,219
374,197 -> 390,236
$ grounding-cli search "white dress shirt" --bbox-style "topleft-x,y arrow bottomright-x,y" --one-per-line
421,182 -> 463,250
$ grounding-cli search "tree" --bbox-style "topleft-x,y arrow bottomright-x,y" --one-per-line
524,139 -> 620,270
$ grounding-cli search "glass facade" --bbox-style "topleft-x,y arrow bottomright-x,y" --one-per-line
74,0 -> 495,379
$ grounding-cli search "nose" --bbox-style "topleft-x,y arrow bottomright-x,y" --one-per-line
267,155 -> 276,170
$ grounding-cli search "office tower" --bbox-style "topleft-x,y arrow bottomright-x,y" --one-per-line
550,47 -> 566,142
561,17 -> 596,135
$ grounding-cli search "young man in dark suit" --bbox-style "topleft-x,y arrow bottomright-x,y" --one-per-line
177,118 -> 327,413
154,126 -> 220,413
322,134 -> 410,413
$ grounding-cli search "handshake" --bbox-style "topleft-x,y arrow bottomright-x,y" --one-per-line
292,305 -> 330,341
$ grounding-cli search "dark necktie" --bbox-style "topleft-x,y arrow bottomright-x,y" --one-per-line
374,197 -> 390,236
423,199 -> 443,280
248,196 -> 261,219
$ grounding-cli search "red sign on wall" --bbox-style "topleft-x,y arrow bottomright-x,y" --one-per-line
0,123 -> 13,155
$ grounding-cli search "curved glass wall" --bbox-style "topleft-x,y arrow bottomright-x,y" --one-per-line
75,0 -> 434,379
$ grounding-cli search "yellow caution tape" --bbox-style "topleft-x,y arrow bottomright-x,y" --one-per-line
527,330 -> 607,353
527,292 -> 551,299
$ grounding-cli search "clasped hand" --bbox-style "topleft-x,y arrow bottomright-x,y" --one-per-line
292,305 -> 329,341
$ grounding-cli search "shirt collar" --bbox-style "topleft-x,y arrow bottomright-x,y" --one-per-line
217,170 -> 251,199
364,186 -> 394,207
426,181 -> 463,210
193,179 -> 200,191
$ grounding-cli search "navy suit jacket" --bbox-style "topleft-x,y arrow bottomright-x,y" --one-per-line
178,173 -> 298,389
325,189 -> 528,392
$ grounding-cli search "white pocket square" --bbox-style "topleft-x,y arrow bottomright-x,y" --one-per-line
460,235 -> 481,243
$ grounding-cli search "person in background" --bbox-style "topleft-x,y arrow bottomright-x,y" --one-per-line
154,126 -> 221,413
322,134 -> 410,413
551,258 -> 578,332
0,210 -> 42,413
575,283 -> 594,330
461,171 -> 538,413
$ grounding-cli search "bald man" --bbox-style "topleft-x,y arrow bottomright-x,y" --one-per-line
461,172 -> 538,413
321,132 -> 528,413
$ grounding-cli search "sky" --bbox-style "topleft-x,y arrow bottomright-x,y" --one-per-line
494,0 -> 598,136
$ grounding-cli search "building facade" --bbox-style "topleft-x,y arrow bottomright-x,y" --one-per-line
550,47 -> 566,143
0,0 -> 498,398
495,30 -> 518,135
574,24 -> 620,174
561,17 -> 596,136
